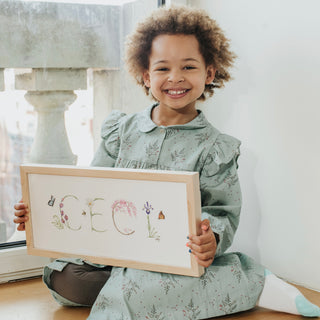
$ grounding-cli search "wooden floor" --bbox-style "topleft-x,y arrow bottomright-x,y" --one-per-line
0,277 -> 319,320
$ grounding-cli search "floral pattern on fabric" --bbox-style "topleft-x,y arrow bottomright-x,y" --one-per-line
87,253 -> 264,320
43,105 -> 265,319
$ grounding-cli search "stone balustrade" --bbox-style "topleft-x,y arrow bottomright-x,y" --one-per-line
15,68 -> 88,164
0,0 -> 121,165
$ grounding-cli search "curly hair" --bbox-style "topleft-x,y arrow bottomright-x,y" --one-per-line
125,5 -> 236,100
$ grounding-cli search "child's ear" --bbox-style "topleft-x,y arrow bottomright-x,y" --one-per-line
143,71 -> 151,88
205,66 -> 216,84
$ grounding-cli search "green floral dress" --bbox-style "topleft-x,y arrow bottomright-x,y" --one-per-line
43,104 -> 265,319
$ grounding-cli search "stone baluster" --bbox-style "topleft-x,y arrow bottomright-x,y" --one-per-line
15,68 -> 87,165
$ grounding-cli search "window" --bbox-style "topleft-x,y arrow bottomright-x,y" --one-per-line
0,0 -> 160,282
0,69 -> 35,246
0,69 -> 94,245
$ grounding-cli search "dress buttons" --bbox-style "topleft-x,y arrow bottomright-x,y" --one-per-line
160,128 -> 165,134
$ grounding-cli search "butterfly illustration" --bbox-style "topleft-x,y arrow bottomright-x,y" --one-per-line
48,195 -> 56,207
158,211 -> 165,220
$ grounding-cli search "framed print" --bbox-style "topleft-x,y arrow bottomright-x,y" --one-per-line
20,164 -> 204,277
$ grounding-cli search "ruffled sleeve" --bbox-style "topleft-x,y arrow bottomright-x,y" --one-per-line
200,133 -> 241,256
91,110 -> 127,167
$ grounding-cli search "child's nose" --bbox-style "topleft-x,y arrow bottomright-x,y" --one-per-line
168,70 -> 184,83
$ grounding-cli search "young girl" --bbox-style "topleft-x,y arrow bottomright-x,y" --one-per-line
14,5 -> 320,320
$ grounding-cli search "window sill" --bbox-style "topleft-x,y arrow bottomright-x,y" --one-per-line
0,246 -> 50,283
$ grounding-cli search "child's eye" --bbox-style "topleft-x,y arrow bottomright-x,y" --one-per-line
156,67 -> 169,72
184,66 -> 196,70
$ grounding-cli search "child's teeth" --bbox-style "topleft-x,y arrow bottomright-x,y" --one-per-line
168,90 -> 186,95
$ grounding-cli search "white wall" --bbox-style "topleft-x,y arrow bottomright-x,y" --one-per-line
188,0 -> 320,290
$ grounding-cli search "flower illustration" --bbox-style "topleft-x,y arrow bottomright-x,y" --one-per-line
219,294 -> 237,314
146,304 -> 165,320
182,299 -> 201,320
87,199 -> 94,208
87,198 -> 106,232
143,201 -> 153,215
143,201 -> 160,241
55,194 -> 81,231
112,199 -> 137,235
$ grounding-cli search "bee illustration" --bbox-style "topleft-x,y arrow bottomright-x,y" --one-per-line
82,210 -> 87,216
158,211 -> 165,220
48,195 -> 56,207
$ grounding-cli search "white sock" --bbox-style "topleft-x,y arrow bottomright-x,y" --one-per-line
257,269 -> 320,317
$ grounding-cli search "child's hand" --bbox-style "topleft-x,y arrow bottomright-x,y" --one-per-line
13,200 -> 29,231
187,219 -> 217,268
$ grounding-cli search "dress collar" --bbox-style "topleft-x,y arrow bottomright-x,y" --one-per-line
137,104 -> 210,133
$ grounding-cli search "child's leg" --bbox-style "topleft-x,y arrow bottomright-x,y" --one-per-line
50,263 -> 112,306
257,269 -> 320,317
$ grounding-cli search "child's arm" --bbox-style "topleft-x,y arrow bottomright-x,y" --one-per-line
187,219 -> 217,268
199,134 -> 241,258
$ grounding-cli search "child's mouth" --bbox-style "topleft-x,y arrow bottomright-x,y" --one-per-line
165,89 -> 190,97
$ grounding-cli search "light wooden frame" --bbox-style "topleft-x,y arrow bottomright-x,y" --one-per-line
20,164 -> 204,277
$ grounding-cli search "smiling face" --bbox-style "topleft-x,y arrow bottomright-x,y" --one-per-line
143,34 -> 215,123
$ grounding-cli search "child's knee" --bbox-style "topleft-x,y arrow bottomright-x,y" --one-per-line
50,263 -> 111,306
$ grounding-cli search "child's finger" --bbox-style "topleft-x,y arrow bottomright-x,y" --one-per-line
17,223 -> 25,231
190,248 -> 215,265
14,209 -> 28,218
194,256 -> 214,268
187,241 -> 213,255
188,232 -> 215,246
188,219 -> 211,241
200,219 -> 210,233
13,216 -> 28,224
14,202 -> 28,211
